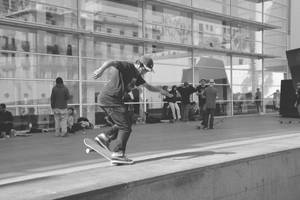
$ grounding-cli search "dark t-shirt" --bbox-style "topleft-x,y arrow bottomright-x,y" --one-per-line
196,85 -> 207,105
0,110 -> 13,123
99,61 -> 145,106
177,85 -> 195,104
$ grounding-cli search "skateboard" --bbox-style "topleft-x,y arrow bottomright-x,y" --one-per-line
84,138 -> 112,161
83,138 -> 134,165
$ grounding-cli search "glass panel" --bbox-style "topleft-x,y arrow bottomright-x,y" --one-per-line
37,31 -> 78,56
0,25 -> 78,55
194,51 -> 231,84
37,55 -> 79,80
0,80 -> 79,106
215,85 -> 232,116
145,2 -> 192,45
192,0 -> 230,15
263,43 -> 286,57
232,85 -> 259,115
231,0 -> 263,22
0,25 -> 36,53
144,45 -> 191,109
167,0 -> 192,6
231,26 -> 262,54
263,30 -> 287,57
264,1 -> 288,21
263,86 -> 281,113
0,53 -> 78,79
0,1 -> 77,29
79,0 -> 142,37
82,81 -> 106,104
80,37 -> 142,60
232,57 -> 262,87
193,15 -> 231,50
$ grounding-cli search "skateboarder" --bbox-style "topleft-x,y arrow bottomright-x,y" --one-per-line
93,56 -> 172,165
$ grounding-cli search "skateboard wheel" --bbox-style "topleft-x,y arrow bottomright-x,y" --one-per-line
86,148 -> 91,154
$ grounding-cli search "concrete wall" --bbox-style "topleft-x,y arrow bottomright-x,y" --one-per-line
63,149 -> 300,200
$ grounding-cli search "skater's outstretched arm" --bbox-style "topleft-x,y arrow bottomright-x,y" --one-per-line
142,82 -> 173,98
93,61 -> 116,79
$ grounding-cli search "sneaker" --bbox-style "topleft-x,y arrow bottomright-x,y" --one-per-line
111,151 -> 124,158
111,155 -> 134,165
95,133 -> 110,151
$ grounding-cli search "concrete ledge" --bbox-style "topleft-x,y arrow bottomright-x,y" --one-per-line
2,133 -> 300,200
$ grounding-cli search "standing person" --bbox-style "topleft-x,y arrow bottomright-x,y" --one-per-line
195,79 -> 207,124
0,103 -> 13,138
50,77 -> 70,137
177,82 -> 195,122
93,56 -> 172,165
255,88 -> 262,113
273,89 -> 280,111
202,79 -> 217,129
294,83 -> 300,116
168,85 -> 181,122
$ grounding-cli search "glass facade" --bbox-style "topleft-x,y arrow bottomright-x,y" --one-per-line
0,0 -> 290,129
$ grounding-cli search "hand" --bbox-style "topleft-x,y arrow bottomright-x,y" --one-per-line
92,71 -> 100,79
93,68 -> 102,79
167,93 -> 173,98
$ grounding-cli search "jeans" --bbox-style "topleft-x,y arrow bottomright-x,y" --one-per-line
255,100 -> 262,112
203,108 -> 215,128
181,103 -> 191,121
53,108 -> 68,136
100,105 -> 132,153
169,102 -> 181,120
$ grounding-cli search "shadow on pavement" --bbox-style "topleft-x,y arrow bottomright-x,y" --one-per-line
135,150 -> 235,164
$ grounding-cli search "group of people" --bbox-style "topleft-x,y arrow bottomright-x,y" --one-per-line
3,55 -> 300,166
162,79 -> 218,129
51,77 -> 94,137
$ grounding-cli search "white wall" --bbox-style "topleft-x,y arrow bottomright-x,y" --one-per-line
290,0 -> 300,49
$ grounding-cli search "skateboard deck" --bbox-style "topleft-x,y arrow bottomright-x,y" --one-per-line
83,138 -> 134,165
84,138 -> 112,161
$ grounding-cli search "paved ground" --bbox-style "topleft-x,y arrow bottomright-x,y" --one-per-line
0,114 -> 299,181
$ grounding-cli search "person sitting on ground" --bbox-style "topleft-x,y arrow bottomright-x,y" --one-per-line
71,117 -> 94,133
67,107 -> 77,133
0,103 -> 13,138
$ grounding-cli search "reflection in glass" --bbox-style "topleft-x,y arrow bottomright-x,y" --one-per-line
37,55 -> 78,80
193,16 -> 231,49
192,0 -> 230,15
80,37 -> 142,60
145,3 -> 192,45
81,81 -> 106,104
80,0 -> 142,37
232,85 -> 259,115
0,1 -> 77,29
231,1 -> 262,22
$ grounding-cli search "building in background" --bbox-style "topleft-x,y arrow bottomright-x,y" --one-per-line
0,0 -> 290,128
